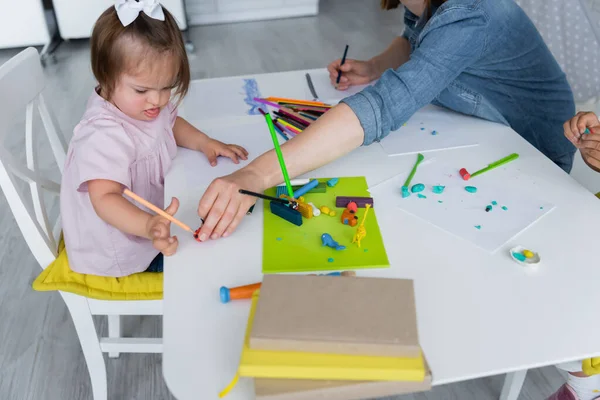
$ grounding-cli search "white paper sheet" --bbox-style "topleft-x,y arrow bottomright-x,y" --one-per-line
181,120 -> 282,190
305,70 -> 373,104
369,160 -> 555,253
378,105 -> 481,156
180,77 -> 264,121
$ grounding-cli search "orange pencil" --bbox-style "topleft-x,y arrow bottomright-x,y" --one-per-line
122,188 -> 194,234
265,97 -> 332,108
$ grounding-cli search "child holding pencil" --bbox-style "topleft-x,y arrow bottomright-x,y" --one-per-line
564,112 -> 600,172
60,0 -> 247,277
547,111 -> 600,400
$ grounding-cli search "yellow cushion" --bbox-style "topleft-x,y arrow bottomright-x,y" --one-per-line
32,238 -> 163,300
583,358 -> 600,376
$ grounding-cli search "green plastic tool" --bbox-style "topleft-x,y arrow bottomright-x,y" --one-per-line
463,153 -> 519,180
403,153 -> 425,188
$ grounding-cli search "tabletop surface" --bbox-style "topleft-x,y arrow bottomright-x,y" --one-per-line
163,69 -> 600,400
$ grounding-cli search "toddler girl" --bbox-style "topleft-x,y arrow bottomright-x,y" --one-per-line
60,0 -> 248,277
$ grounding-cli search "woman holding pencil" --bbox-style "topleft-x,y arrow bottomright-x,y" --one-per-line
196,0 -> 575,241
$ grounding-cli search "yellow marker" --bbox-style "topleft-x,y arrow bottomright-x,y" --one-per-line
352,204 -> 371,247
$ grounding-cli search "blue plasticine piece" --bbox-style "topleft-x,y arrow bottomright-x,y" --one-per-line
321,233 -> 346,250
411,183 -> 425,193
270,201 -> 303,226
327,178 -> 339,187
401,186 -> 410,198
432,185 -> 445,194
276,185 -> 288,198
512,252 -> 526,262
293,179 -> 319,198
220,287 -> 230,303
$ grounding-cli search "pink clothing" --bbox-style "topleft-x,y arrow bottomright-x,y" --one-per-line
60,90 -> 178,277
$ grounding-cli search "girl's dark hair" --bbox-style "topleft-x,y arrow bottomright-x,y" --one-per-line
90,5 -> 190,102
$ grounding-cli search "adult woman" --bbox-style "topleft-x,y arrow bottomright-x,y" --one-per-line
194,0 -> 575,242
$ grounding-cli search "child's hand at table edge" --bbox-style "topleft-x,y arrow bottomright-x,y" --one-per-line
195,168 -> 264,242
564,111 -> 600,148
198,137 -> 248,167
146,197 -> 180,256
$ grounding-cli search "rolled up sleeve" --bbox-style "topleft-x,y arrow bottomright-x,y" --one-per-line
342,6 -> 488,146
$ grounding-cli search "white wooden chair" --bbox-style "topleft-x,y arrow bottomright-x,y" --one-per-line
0,47 -> 163,400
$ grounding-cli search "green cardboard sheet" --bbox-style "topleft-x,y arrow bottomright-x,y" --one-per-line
262,177 -> 390,273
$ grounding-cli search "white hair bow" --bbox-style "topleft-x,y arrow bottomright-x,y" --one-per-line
115,0 -> 165,27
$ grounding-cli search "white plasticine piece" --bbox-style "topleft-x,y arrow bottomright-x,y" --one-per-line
308,202 -> 321,216
276,179 -> 310,187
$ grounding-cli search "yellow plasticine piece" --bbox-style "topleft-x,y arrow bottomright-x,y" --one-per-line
330,210 -> 336,217
352,204 -> 371,247
320,205 -> 331,214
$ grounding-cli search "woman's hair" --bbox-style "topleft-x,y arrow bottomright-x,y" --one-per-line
380,0 -> 446,12
90,5 -> 190,102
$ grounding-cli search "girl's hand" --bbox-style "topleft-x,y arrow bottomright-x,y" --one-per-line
564,112 -> 600,148
199,138 -> 248,166
146,198 -> 180,256
327,59 -> 377,91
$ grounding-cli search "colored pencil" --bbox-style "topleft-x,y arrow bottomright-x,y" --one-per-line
254,98 -> 281,109
277,118 -> 304,133
259,108 -> 289,141
279,107 -> 313,126
336,44 -> 349,85
282,104 -> 329,113
123,189 -> 193,234
278,123 -> 299,137
265,97 -> 332,108
274,112 -> 307,129
273,120 -> 294,137
299,112 -> 317,121
239,189 -> 291,205
263,113 -> 295,198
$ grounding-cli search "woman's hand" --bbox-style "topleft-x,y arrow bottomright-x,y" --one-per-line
195,167 -> 265,241
327,59 -> 377,90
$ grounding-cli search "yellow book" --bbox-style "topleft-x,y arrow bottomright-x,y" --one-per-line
248,291 -> 424,377
220,291 -> 426,397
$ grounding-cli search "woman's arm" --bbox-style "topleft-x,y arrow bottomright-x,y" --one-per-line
369,37 -> 412,77
196,7 -> 489,240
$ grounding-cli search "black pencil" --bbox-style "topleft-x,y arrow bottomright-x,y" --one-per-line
336,44 -> 349,85
239,189 -> 290,205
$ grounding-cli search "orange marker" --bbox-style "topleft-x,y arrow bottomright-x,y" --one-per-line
220,283 -> 262,303
220,272 -> 357,303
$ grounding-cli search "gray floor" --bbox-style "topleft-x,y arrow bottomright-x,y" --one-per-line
0,1 -> 568,399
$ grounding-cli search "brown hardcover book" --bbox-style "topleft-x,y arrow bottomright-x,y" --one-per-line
249,275 -> 420,357
254,360 -> 432,400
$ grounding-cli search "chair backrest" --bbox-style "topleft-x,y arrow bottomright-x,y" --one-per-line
515,0 -> 600,103
0,47 -> 68,269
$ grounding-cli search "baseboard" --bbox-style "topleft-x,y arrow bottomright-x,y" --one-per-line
187,5 -> 319,26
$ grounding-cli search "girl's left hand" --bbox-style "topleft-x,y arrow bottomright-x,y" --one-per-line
199,139 -> 249,166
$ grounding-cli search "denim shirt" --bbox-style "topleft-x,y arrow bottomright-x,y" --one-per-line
342,0 -> 576,172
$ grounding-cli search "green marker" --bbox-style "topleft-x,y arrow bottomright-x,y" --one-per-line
264,113 -> 294,198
